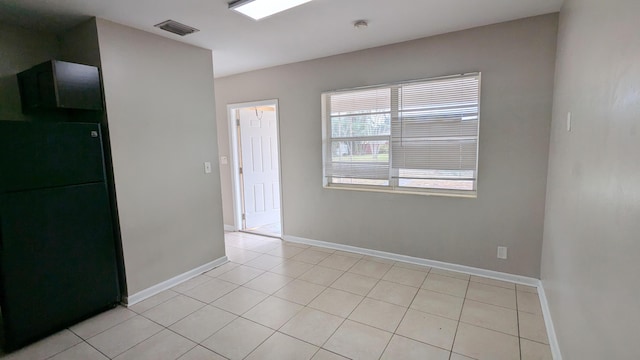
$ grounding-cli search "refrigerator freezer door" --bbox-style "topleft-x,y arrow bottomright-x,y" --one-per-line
0,183 -> 120,350
0,121 -> 106,193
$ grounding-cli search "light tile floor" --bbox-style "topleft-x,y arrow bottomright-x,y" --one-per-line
245,222 -> 282,238
0,232 -> 553,360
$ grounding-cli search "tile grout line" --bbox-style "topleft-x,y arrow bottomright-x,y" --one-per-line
128,289 -> 181,315
32,234 -> 530,360
127,286 -> 239,359
240,244 -> 504,355
453,283 -> 521,312
39,338 -> 83,360
352,266 -> 468,356
516,288 -> 522,360
233,252 -> 345,360
84,339 -> 112,360
234,233 -> 541,359
175,343 -> 228,360
199,248 -> 349,359
243,258 -> 524,358
349,261 -> 395,359
65,308 -> 165,359
74,339 -> 111,359
186,282 -> 277,359
108,324 -> 164,359
375,265 -> 433,360
238,326 -> 275,360
165,236 -> 520,356
448,275 -> 471,360
132,308 -> 203,358
236,236 -> 531,354
311,259 -> 394,357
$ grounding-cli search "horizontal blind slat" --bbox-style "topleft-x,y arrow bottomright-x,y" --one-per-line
391,119 -> 479,138
330,88 -> 391,115
325,162 -> 390,179
324,73 -> 480,191
392,139 -> 477,170
392,74 -> 480,174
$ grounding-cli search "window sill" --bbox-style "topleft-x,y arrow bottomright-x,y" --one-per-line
323,184 -> 477,199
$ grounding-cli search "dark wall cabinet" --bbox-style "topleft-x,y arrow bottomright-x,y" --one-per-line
17,60 -> 103,112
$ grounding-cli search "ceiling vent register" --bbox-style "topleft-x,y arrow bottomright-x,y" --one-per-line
154,20 -> 200,36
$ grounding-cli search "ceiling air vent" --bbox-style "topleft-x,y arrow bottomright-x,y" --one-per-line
154,20 -> 199,36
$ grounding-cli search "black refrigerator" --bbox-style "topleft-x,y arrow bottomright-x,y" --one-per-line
0,121 -> 120,351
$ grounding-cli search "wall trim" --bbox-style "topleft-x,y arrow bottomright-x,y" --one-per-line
538,282 -> 563,360
284,234 -> 561,359
123,256 -> 228,306
284,235 -> 538,286
224,224 -> 236,232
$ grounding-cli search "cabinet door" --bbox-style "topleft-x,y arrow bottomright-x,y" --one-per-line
0,121 -> 106,192
17,60 -> 103,111
53,61 -> 103,110
0,183 -> 120,350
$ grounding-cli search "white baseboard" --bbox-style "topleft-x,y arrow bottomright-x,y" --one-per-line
123,256 -> 228,306
284,234 -> 562,359
284,235 -> 538,286
538,282 -> 563,360
224,224 -> 236,232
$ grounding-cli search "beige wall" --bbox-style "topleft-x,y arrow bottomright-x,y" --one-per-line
1,19 -> 226,296
59,19 -> 101,68
0,24 -> 59,121
95,19 -> 225,295
541,0 -> 640,358
215,14 -> 558,278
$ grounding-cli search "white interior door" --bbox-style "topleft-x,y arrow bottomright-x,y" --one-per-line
239,107 -> 281,229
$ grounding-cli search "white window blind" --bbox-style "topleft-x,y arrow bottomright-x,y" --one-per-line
324,88 -> 391,185
323,73 -> 480,195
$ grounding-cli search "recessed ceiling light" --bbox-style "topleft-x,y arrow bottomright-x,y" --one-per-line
229,0 -> 313,21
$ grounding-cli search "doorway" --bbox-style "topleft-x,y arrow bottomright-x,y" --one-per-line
228,100 -> 282,238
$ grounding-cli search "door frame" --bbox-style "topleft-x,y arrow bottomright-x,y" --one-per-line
227,99 -> 284,238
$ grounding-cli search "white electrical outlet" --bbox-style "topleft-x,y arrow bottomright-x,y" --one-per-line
567,112 -> 572,132
204,162 -> 212,174
497,246 -> 508,260
220,156 -> 228,165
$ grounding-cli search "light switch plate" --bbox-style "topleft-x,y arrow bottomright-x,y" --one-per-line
204,162 -> 212,174
220,156 -> 228,165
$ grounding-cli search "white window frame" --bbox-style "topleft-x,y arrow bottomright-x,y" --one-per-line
322,72 -> 481,198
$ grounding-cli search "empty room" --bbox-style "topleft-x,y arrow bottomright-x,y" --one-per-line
0,0 -> 637,359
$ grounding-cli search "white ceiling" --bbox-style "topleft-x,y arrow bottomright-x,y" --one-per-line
0,0 -> 562,77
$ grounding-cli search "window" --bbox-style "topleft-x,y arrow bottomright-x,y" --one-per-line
322,73 -> 480,196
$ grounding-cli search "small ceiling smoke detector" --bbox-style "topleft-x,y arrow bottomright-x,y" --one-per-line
353,20 -> 368,30
154,20 -> 200,36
